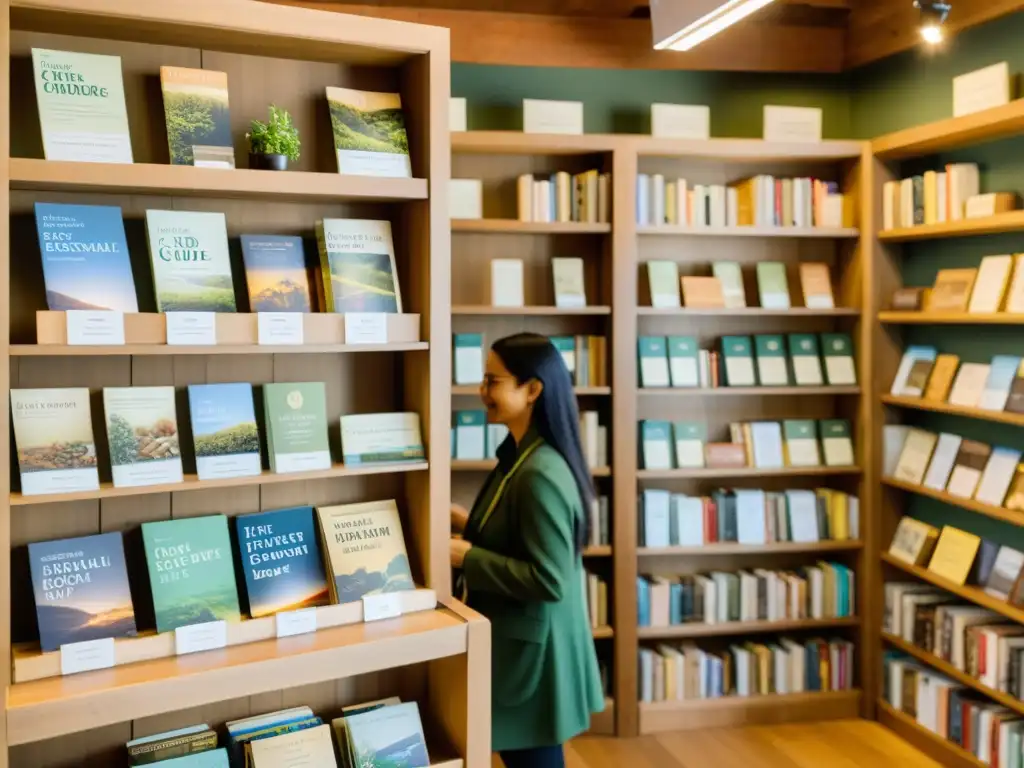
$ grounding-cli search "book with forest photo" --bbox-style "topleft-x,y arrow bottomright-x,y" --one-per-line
159,66 -> 234,168
325,86 -> 411,178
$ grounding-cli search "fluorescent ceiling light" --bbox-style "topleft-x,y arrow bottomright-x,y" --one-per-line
653,0 -> 778,52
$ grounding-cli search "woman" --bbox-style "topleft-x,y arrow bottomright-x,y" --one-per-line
450,332 -> 604,768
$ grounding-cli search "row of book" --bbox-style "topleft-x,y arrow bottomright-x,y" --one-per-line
585,571 -> 609,630
637,562 -> 856,627
880,162 -> 980,230
516,170 -> 611,223
638,487 -> 859,548
638,332 -> 857,389
893,347 -> 1024,413
640,418 -> 856,471
646,260 -> 837,311
587,495 -> 612,548
452,409 -> 607,468
11,383 -> 422,496
639,637 -> 855,702
25,500 -> 414,654
892,256 -> 1024,315
453,333 -> 607,388
635,174 -> 849,229
487,256 -> 594,309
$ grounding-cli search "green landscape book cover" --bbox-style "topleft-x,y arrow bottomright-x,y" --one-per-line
187,383 -> 261,481
103,386 -> 183,488
142,515 -> 240,633
325,86 -> 411,178
339,412 -> 424,466
145,210 -> 236,312
345,702 -> 429,767
263,382 -> 331,474
316,218 -> 401,313
159,66 -> 234,168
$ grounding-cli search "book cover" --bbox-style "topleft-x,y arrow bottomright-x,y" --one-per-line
975,446 -> 1022,507
263,382 -> 331,474
680,276 -> 725,309
712,261 -> 746,308
28,532 -> 136,651
453,410 -> 486,460
788,334 -> 824,386
187,383 -> 261,481
929,268 -> 977,311
800,262 -> 835,309
453,333 -> 484,385
11,388 -> 100,496
103,386 -> 183,488
31,48 -> 132,163
893,428 -> 938,485
756,262 -> 790,309
979,355 -> 1022,411
819,419 -> 855,467
317,219 -> 401,313
820,333 -> 857,386
339,412 -> 424,465
721,336 -> 756,386
240,235 -> 312,312
34,202 -> 138,312
235,506 -> 330,618
138,748 -> 228,768
891,347 -> 938,395
947,439 -> 992,499
667,336 -> 700,388
968,255 -> 1013,314
640,420 -> 674,470
159,66 -> 234,168
1006,254 -> 1024,313
986,547 -> 1024,599
316,500 -> 415,603
142,515 -> 240,633
248,723 -> 336,767
127,725 -> 217,765
638,337 -> 670,388
646,261 -> 680,308
948,363 -> 991,408
490,259 -> 525,308
783,419 -> 820,467
887,518 -> 938,566
927,526 -> 981,585
550,336 -> 576,378
345,702 -> 429,768
145,210 -> 236,312
754,335 -> 789,386
326,86 -> 411,178
903,359 -> 935,398
923,355 -> 960,402
673,422 -> 707,468
922,433 -> 961,491
552,257 -> 586,308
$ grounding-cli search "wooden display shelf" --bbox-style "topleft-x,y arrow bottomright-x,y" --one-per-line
877,700 -> 986,768
583,545 -> 613,557
451,459 -> 611,477
636,616 -> 858,639
6,605 -> 469,746
451,219 -> 611,234
878,211 -> 1024,241
637,465 -> 861,480
589,697 -> 615,736
451,131 -> 618,155
638,540 -> 863,557
452,385 -> 610,396
882,394 -> 1024,427
451,305 -> 612,316
871,99 -> 1024,161
637,225 -> 859,238
638,689 -> 862,735
593,626 -> 614,639
12,342 -> 430,356
637,307 -> 860,317
882,476 -> 1024,527
639,386 -> 860,397
879,311 -> 1024,325
11,461 -> 429,506
633,137 -> 865,161
8,157 -> 428,202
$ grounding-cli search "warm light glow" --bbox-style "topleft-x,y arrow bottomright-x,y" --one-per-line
920,24 -> 943,44
656,0 -> 778,51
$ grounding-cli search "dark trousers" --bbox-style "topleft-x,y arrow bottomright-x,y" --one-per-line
499,745 -> 565,768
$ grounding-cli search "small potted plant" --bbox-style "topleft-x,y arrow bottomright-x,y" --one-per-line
246,105 -> 300,171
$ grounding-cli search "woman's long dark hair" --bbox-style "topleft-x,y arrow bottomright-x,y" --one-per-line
491,332 -> 595,553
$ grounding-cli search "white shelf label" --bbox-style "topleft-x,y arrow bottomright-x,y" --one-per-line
60,637 -> 115,675
258,313 -> 304,346
66,310 -> 125,346
166,312 -> 216,345
345,313 -> 387,345
276,608 -> 318,638
175,620 -> 227,655
363,592 -> 402,622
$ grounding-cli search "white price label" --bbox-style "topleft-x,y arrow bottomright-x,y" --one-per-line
344,313 -> 388,345
166,312 -> 217,345
276,608 -> 318,638
175,620 -> 227,655
66,310 -> 125,346
362,592 -> 402,622
258,313 -> 304,345
60,637 -> 115,675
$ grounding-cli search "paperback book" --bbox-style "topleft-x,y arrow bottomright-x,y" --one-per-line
159,66 -> 234,168
187,383 -> 261,481
103,386 -> 183,488
326,86 -> 411,178
339,412 -> 425,466
125,724 -> 218,765
316,219 -> 401,313
345,702 -> 429,768
263,382 -> 331,474
240,235 -> 312,312
146,210 -> 236,312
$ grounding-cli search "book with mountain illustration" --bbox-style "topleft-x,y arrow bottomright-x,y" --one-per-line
145,209 -> 236,312
325,86 -> 411,178
103,386 -> 184,488
187,383 -> 261,481
159,66 -> 234,168
240,234 -> 313,312
316,218 -> 401,314
316,499 -> 414,604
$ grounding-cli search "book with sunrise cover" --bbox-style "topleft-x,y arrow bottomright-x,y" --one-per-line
326,86 -> 411,178
11,388 -> 100,496
34,203 -> 138,312
159,66 -> 234,168
316,500 -> 414,604
235,506 -> 329,619
240,235 -> 313,312
142,515 -> 240,633
187,383 -> 260,481
145,210 -> 236,312
103,386 -> 183,488
28,532 -> 136,652
316,219 -> 401,313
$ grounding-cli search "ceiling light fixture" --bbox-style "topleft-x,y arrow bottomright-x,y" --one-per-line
914,0 -> 951,45
651,0 -> 779,52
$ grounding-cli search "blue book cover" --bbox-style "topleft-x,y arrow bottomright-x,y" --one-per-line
34,202 -> 138,312
669,583 -> 683,625
240,235 -> 313,313
235,506 -> 330,618
346,702 -> 429,768
187,383 -> 261,481
981,355 -> 1023,410
637,577 -> 651,626
28,531 -> 137,652
146,748 -> 228,768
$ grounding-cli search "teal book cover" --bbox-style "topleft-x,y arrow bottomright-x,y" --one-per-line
187,383 -> 261,481
146,209 -> 236,312
28,532 -> 136,652
345,702 -> 429,768
263,382 -> 331,474
143,748 -> 228,768
142,515 -> 240,633
235,506 -> 329,618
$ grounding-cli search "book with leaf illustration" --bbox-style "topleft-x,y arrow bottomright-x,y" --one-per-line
145,210 -> 236,312
326,86 -> 411,178
240,235 -> 313,312
159,66 -> 234,168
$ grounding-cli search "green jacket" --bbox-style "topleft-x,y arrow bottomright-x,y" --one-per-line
461,430 -> 604,751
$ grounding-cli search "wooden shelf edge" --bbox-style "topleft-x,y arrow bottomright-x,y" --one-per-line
871,99 -> 1024,161
451,131 -> 618,155
637,466 -> 861,480
879,211 -> 1024,241
634,137 -> 866,160
452,460 -> 611,477
451,305 -> 612,316
637,307 -> 860,317
878,311 -> 1024,325
451,219 -> 611,234
882,476 -> 1024,527
640,386 -> 860,397
637,540 -> 863,556
637,225 -> 859,238
882,394 -> 1024,428
583,546 -> 613,557
11,342 -> 430,356
592,626 -> 614,639
877,700 -> 987,768
636,616 -> 858,639
452,385 -> 610,396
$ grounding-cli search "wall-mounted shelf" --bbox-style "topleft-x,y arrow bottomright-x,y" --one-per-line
878,211 -> 1024,241
878,311 -> 1024,325
871,99 -> 1024,161
881,395 -> 1024,428
882,477 -> 1024,527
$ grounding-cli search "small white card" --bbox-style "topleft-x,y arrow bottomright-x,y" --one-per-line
61,637 -> 115,675
166,312 -> 216,346
175,620 -> 227,655
450,179 -> 483,220
363,592 -> 403,622
953,62 -> 1010,117
276,608 -> 318,638
651,103 -> 710,140
345,312 -> 387,345
450,96 -> 468,132
257,312 -> 304,346
523,99 -> 583,135
66,310 -> 125,346
763,105 -> 823,143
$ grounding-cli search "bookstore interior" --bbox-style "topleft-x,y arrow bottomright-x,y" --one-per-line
7,0 -> 1024,766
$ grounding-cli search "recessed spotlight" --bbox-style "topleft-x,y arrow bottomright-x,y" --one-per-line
914,0 -> 951,45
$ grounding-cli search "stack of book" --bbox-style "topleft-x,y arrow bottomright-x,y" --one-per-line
487,255 -> 592,309
584,570 -> 609,630
890,256 -> 1024,315
452,333 -> 607,387
881,162 -> 984,229
579,410 -> 608,470
638,487 -> 859,548
636,562 -> 856,628
517,170 -> 610,224
587,495 -> 612,548
639,637 -> 854,703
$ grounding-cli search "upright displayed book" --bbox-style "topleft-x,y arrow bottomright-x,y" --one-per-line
187,383 -> 261,481
145,210 -> 236,312
263,382 -> 331,474
453,333 -> 484,385
28,532 -> 136,651
240,235 -> 312,312
142,515 -> 240,633
552,257 -> 586,308
316,219 -> 401,313
325,86 -> 411,178
345,701 -> 430,768
31,48 -> 132,163
247,723 -> 337,767
34,203 -> 138,312
339,412 -> 425,466
647,261 -> 680,308
316,500 -> 415,604
103,386 -> 183,488
159,66 -> 234,168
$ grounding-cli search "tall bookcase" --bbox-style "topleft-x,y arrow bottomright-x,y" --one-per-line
0,1 -> 491,766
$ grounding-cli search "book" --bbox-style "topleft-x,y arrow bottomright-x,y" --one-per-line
316,499 -> 415,603
756,262 -> 790,309
888,518 -> 939,567
893,428 -> 938,485
1007,470 -> 1024,511
453,333 -> 484,385
316,219 -> 402,313
820,333 -> 857,386
263,382 -> 331,474
235,506 -> 330,618
947,440 -> 992,498
326,86 -> 411,178
453,411 -> 486,459
34,202 -> 138,312
1006,254 -> 1024,313
142,749 -> 228,768
783,419 -> 821,467
28,532 -> 136,652
788,334 -> 824,386
891,346 -> 937,396
552,257 -> 586,308
240,235 -> 312,312
712,261 -> 746,308
490,259 -> 525,307
345,701 -> 429,768
332,697 -> 402,767
800,263 -> 834,309
641,421 -> 674,470
159,66 -> 233,168
819,419 -> 855,467
103,386 -> 183,488
750,422 -> 784,468
706,443 -> 747,469
638,337 -> 670,388
922,433 -> 961,491
929,268 -> 977,311
31,48 -> 132,163
969,255 -> 1014,313
680,276 -> 725,309
248,723 -> 337,767
142,515 -> 240,633
673,422 -> 707,468
985,547 -> 1024,600
339,412 -> 424,465
927,526 -> 981,585
667,336 -> 700,387
902,358 -> 935,398
1007,359 -> 1024,414
754,335 -> 789,386
975,446 -> 1022,507
187,383 -> 261,481
947,363 -> 991,407
641,490 -> 671,548
145,210 -> 236,312
647,261 -> 680,308
11,387 -> 100,496
721,336 -> 756,386
923,354 -> 960,402
979,355 -> 1022,411
126,724 -> 218,764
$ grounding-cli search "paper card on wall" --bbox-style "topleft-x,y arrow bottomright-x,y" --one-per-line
166,312 -> 216,345
66,310 -> 125,345
763,106 -> 822,143
450,97 -> 467,132
651,104 -> 711,140
523,99 -> 583,135
61,637 -> 115,675
953,62 -> 1011,117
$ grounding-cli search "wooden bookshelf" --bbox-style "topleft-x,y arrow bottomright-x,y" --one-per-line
450,131 -> 618,155
882,476 -> 1024,527
452,384 -> 610,396
636,466 -> 861,480
632,137 -> 866,161
878,211 -> 1024,241
878,311 -> 1024,324
638,541 -> 864,557
451,459 -> 611,476
636,225 -> 860,238
639,386 -> 860,397
583,545 -> 613,557
451,305 -> 612,316
451,219 -> 611,234
10,342 -> 430,356
877,700 -> 987,768
871,99 -> 1024,161
636,617 -> 859,640
882,395 -> 1024,427
593,626 -> 615,639
637,306 -> 860,317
